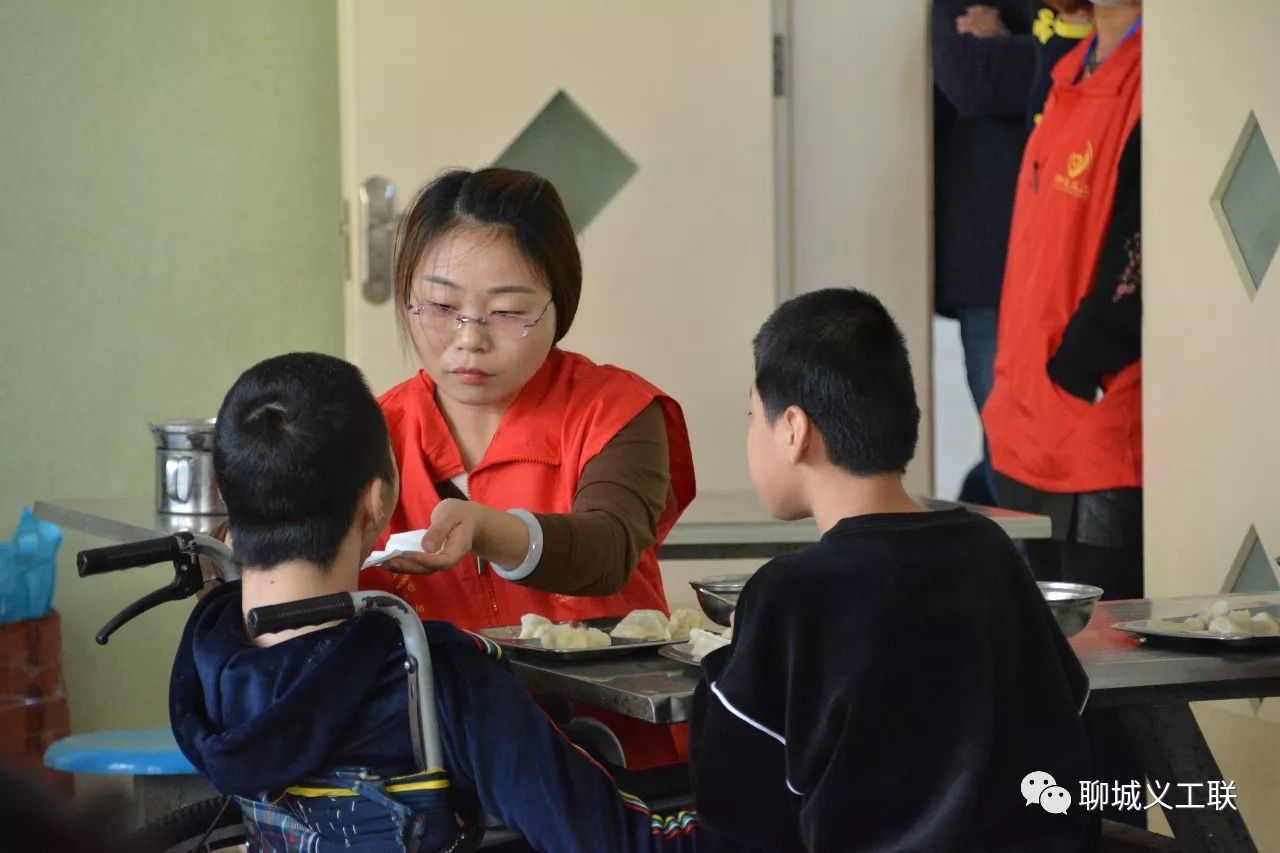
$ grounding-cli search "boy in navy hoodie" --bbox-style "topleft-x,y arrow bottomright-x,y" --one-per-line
170,352 -> 703,851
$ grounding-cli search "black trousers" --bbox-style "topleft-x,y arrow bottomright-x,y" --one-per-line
996,474 -> 1144,601
1023,537 -> 1145,602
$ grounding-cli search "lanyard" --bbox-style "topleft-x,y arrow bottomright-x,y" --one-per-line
1080,15 -> 1142,76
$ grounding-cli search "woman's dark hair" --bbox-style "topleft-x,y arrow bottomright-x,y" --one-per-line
753,288 -> 920,475
393,168 -> 581,342
213,352 -> 395,568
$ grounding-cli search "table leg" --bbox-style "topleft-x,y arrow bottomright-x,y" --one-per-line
1116,703 -> 1255,853
134,774 -> 218,827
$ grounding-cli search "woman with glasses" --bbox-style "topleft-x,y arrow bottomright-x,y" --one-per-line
359,167 -> 696,769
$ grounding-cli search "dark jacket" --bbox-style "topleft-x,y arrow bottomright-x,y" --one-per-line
690,510 -> 1099,852
932,0 -> 1037,314
170,582 -> 703,851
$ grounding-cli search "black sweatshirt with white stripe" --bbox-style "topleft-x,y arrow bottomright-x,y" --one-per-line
688,508 -> 1097,852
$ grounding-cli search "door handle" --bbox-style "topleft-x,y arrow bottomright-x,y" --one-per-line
360,176 -> 400,304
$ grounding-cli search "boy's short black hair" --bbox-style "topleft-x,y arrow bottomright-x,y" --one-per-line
214,352 -> 395,568
753,288 -> 920,475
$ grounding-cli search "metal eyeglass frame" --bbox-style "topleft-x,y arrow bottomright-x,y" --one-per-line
406,297 -> 553,339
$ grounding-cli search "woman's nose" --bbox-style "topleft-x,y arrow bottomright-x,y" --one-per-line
453,318 -> 489,352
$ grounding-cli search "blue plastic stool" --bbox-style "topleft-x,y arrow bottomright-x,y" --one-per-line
44,729 -> 215,826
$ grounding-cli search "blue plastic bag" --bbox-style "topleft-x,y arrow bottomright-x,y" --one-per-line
0,508 -> 62,625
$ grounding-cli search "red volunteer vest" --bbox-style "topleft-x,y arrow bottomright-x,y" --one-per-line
361,348 -> 696,629
983,30 -> 1143,493
363,349 -> 697,770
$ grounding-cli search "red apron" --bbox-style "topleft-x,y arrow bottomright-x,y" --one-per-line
983,30 -> 1143,493
362,348 -> 697,767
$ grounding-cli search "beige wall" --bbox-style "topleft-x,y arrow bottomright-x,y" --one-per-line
791,0 -> 934,494
1144,4 -> 1280,597
0,1 -> 343,732
1144,1 -> 1280,844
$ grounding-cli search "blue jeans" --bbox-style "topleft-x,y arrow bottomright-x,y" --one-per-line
954,306 -> 998,505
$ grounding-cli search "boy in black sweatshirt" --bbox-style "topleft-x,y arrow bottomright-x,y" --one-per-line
689,289 -> 1098,852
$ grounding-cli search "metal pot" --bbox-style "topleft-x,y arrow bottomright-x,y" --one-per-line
149,419 -> 226,516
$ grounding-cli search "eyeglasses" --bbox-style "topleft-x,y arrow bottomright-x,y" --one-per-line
406,298 -> 554,341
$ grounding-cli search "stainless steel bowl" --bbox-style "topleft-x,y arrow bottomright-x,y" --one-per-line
692,575 -> 1102,635
690,574 -> 750,627
1038,581 -> 1104,638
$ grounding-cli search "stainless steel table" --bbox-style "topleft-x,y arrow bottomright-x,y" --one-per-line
34,489 -> 1051,562
1068,594 -> 1280,853
34,497 -> 226,541
503,592 -> 1280,853
511,654 -> 696,725
661,488 -> 1050,558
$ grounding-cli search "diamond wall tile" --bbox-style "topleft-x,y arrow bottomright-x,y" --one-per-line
1226,526 -> 1278,594
493,91 -> 637,234
1225,527 -> 1278,715
1211,113 -> 1280,297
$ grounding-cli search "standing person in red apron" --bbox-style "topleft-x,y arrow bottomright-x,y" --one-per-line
982,1 -> 1145,830
359,167 -> 696,770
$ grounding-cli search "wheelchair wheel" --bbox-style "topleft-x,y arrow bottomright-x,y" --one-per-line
124,796 -> 246,852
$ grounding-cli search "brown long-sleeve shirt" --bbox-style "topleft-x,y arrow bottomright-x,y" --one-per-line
520,401 -> 671,596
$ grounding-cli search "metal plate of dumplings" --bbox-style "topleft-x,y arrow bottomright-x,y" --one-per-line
478,618 -> 682,662
1113,604 -> 1280,650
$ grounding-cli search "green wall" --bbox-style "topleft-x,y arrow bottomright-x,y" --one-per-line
0,1 -> 343,731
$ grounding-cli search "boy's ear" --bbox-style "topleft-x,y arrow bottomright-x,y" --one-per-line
780,405 -> 812,464
359,477 -> 389,534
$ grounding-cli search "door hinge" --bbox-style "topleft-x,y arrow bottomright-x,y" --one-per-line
772,33 -> 785,97
340,199 -> 351,283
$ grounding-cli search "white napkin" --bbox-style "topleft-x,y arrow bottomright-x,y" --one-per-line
361,529 -> 429,570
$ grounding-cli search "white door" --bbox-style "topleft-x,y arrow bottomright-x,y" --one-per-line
339,0 -> 778,496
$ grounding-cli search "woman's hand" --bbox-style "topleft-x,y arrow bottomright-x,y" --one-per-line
383,499 -> 532,575
384,499 -> 478,574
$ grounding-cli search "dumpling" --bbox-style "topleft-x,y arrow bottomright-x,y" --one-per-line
1251,612 -> 1279,635
1228,610 -> 1255,630
540,624 -> 611,650
583,627 -> 611,647
538,624 -> 580,649
1208,616 -> 1240,636
518,613 -> 553,640
1182,616 -> 1207,632
1196,600 -> 1242,634
688,627 -> 731,661
667,608 -> 711,641
610,609 -> 672,641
